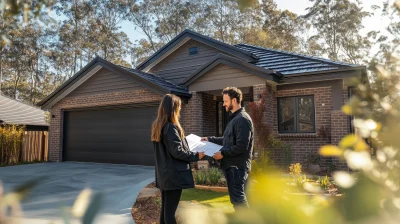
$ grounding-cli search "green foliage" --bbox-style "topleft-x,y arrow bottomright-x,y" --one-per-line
194,168 -> 224,186
208,167 -> 223,185
318,175 -> 330,189
0,125 -> 25,165
193,170 -> 208,185
289,163 -> 302,176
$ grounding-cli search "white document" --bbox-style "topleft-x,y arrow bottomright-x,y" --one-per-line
185,134 -> 222,156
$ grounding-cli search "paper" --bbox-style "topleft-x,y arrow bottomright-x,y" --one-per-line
185,134 -> 222,156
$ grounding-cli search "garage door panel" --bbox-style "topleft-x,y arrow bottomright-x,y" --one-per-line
63,106 -> 157,165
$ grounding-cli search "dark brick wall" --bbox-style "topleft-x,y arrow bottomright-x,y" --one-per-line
253,83 -> 350,170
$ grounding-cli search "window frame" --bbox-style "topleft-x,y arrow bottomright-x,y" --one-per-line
189,46 -> 199,55
277,95 -> 316,133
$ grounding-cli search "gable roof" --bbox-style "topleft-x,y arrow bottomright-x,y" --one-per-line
234,44 -> 365,75
181,53 -> 281,86
136,29 -> 259,71
38,57 -> 190,109
0,94 -> 48,127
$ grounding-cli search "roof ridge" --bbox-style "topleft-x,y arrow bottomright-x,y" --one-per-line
0,93 -> 45,111
119,66 -> 187,90
235,43 -> 358,67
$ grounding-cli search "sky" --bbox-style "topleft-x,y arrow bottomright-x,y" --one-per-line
119,0 -> 392,47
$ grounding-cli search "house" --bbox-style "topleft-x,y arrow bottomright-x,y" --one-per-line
38,30 -> 367,168
0,94 -> 48,130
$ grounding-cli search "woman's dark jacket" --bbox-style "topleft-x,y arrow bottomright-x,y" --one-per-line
153,122 -> 199,191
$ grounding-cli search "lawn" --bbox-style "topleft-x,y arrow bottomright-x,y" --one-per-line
181,188 -> 233,213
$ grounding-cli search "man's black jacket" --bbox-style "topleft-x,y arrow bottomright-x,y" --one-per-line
208,108 -> 254,172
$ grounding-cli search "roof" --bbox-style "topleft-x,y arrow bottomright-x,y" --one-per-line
234,44 -> 364,75
136,29 -> 258,71
0,94 -> 48,126
38,57 -> 190,109
181,53 -> 280,86
119,66 -> 189,96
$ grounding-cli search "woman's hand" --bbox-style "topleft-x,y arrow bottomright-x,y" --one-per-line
198,152 -> 205,159
200,137 -> 208,141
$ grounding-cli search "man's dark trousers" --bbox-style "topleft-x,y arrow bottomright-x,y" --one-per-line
224,166 -> 249,209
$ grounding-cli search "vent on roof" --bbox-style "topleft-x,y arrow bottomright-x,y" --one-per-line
189,47 -> 198,55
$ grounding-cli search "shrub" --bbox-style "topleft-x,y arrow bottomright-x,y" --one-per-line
0,125 -> 25,165
193,170 -> 208,185
289,163 -> 302,176
318,175 -> 330,189
208,167 -> 223,185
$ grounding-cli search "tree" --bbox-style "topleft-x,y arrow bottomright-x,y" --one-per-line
304,0 -> 372,64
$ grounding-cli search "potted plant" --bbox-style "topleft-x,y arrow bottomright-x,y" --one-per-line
306,153 -> 321,174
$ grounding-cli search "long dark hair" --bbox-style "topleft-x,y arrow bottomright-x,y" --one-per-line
151,94 -> 185,142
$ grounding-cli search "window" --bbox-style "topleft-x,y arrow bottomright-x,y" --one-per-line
278,96 -> 315,133
189,47 -> 198,55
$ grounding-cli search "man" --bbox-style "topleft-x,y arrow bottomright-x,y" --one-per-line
201,86 -> 254,209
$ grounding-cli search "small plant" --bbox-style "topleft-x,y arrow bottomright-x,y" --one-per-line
295,174 -> 307,187
193,170 -> 208,185
318,175 -> 331,189
289,163 -> 302,176
208,167 -> 223,185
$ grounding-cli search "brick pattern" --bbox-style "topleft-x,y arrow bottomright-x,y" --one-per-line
48,89 -> 162,162
181,92 -> 203,136
330,110 -> 349,169
253,84 -> 350,170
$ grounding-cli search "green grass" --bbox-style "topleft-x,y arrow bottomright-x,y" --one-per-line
181,188 -> 234,213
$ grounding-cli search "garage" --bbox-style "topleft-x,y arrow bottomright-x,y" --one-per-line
63,105 -> 157,166
63,106 -> 158,165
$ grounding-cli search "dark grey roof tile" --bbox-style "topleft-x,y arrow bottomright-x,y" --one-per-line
234,44 -> 360,75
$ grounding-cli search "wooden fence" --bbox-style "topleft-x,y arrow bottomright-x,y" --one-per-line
21,131 -> 48,162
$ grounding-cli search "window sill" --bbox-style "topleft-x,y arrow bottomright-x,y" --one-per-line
277,133 -> 318,138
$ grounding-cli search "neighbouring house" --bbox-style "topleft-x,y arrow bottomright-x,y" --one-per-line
37,30 -> 367,169
0,94 -> 49,162
0,94 -> 48,130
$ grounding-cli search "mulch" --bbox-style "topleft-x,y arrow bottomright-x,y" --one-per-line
132,195 -> 161,224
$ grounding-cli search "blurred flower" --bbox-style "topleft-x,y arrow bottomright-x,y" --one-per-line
344,150 -> 373,170
333,171 -> 356,188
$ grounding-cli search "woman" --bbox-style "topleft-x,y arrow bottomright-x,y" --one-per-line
151,94 -> 205,224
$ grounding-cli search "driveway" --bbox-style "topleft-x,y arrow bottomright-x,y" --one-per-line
0,162 -> 155,224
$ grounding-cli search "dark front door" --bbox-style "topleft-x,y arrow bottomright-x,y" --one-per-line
63,105 -> 157,166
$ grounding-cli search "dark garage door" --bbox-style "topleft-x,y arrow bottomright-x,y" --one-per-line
63,105 -> 157,166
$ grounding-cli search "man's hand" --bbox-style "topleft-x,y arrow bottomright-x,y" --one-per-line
201,137 -> 208,141
198,152 -> 205,159
213,151 -> 223,160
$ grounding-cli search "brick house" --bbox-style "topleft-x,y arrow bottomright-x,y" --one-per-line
38,30 -> 367,168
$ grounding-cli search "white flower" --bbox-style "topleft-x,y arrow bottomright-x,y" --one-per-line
344,150 -> 373,170
333,171 -> 356,188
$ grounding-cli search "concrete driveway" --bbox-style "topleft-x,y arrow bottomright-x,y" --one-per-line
0,162 -> 155,224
